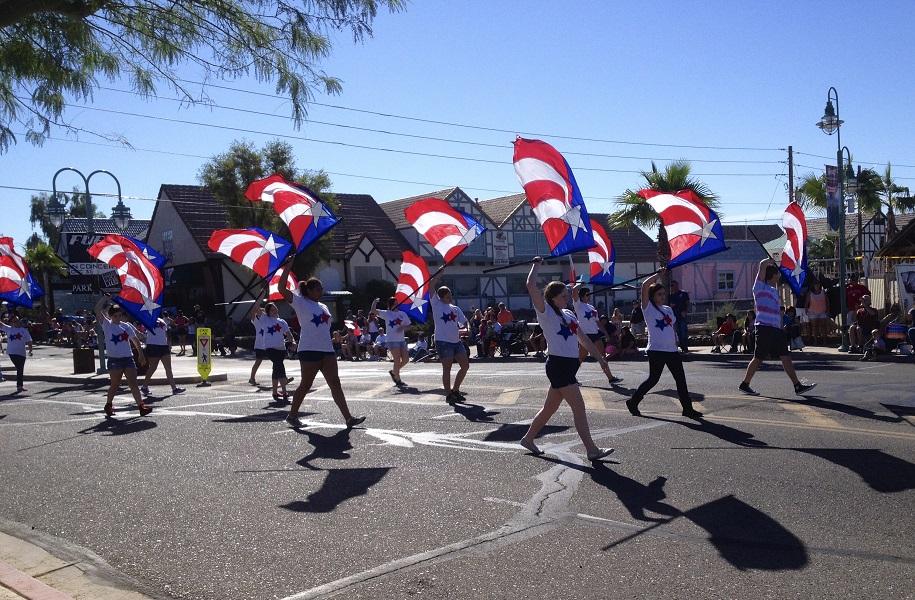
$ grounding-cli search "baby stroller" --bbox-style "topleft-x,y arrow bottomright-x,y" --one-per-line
498,321 -> 529,358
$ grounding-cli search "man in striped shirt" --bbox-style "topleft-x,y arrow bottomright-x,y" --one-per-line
739,259 -> 816,396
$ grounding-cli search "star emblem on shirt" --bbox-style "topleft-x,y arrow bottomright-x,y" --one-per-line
440,311 -> 457,324
267,324 -> 282,335
389,317 -> 403,329
655,315 -> 673,331
10,333 -> 22,341
583,309 -> 595,320
311,312 -> 329,327
557,320 -> 578,340
110,332 -> 130,345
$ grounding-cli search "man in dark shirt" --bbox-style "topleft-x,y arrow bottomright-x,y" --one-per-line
669,280 -> 690,352
849,295 -> 879,353
629,300 -> 645,336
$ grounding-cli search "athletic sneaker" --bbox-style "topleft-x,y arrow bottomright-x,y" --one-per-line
172,387 -> 186,394
607,376 -> 623,384
248,378 -> 258,386
446,392 -> 459,405
587,447 -> 615,461
138,405 -> 153,417
625,398 -> 642,416
794,382 -> 817,395
140,385 -> 150,396
285,414 -> 303,428
346,415 -> 366,428
739,382 -> 759,396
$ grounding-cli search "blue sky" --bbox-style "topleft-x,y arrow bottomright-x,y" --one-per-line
2,1 -> 915,250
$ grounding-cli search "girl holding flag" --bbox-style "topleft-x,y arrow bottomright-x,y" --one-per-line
370,296 -> 411,387
519,257 -> 616,461
625,269 -> 702,420
428,269 -> 470,404
140,312 -> 185,397
278,259 -> 364,429
0,313 -> 32,394
94,296 -> 152,417
248,299 -> 268,386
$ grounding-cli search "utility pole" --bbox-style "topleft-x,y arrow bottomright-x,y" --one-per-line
787,145 -> 795,203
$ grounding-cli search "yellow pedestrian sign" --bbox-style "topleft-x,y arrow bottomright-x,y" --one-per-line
197,327 -> 212,385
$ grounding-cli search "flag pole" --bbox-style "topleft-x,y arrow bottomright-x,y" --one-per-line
482,258 -> 537,274
747,227 -> 776,262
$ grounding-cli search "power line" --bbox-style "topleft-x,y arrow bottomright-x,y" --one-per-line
173,78 -> 786,153
95,86 -> 784,165
794,162 -> 915,181
40,101 -> 783,177
794,150 -> 915,169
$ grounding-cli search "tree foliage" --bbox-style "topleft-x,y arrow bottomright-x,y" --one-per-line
0,0 -> 404,152
198,138 -> 334,276
29,189 -> 106,245
25,239 -> 66,313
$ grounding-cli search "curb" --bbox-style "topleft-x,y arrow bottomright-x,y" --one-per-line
0,519 -> 169,600
12,373 -> 228,386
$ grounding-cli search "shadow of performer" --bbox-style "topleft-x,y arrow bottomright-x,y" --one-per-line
280,467 -> 392,513
78,417 -> 157,436
295,428 -> 354,470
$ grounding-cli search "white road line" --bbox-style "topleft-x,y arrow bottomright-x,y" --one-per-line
581,388 -> 605,411
494,389 -> 522,405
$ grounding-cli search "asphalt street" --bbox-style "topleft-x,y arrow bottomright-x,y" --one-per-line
0,354 -> 913,600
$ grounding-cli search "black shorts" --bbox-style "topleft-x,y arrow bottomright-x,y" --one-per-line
545,355 -> 580,389
255,348 -> 268,359
145,344 -> 170,358
297,350 -> 336,363
754,325 -> 788,360
176,327 -> 188,336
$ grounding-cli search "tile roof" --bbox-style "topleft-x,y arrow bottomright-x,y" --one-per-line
806,212 -> 862,242
721,224 -> 783,244
60,218 -> 150,238
332,193 -> 412,260
478,194 -> 526,226
379,188 -> 457,229
158,184 -> 227,256
877,217 -> 915,256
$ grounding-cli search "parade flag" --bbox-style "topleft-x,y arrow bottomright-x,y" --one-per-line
0,237 -> 44,308
513,137 -> 594,257
780,202 -> 808,295
588,219 -> 615,286
244,174 -> 339,253
404,198 -> 485,264
567,255 -> 581,285
639,189 -> 727,268
88,235 -> 164,328
394,251 -> 431,323
268,270 -> 299,301
207,228 -> 292,278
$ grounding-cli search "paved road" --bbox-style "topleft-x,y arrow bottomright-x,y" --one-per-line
1,355 -> 913,599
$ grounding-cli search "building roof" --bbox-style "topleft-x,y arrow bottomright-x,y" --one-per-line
332,193 -> 412,260
876,217 -> 915,257
156,184 -> 227,257
379,188 -> 457,229
806,211 -> 915,243
60,218 -> 150,238
478,194 -> 526,226
721,224 -> 783,244
587,213 -> 659,263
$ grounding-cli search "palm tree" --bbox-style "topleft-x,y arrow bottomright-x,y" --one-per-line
25,242 -> 65,314
796,168 -> 883,256
879,163 -> 915,237
609,161 -> 719,285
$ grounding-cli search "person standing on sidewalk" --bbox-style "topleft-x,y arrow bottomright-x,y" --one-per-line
0,314 -> 32,393
371,297 -> 411,387
739,259 -> 817,396
428,269 -> 470,405
140,311 -> 185,397
668,279 -> 690,352
625,269 -> 702,420
519,257 -> 616,460
278,260 -> 364,429
94,297 -> 152,417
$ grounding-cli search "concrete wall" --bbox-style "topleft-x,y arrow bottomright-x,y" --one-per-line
147,191 -> 205,267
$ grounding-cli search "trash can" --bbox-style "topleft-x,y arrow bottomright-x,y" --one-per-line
73,348 -> 95,374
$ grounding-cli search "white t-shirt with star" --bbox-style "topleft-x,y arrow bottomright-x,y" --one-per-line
291,295 -> 333,353
377,309 -> 409,343
643,302 -> 678,352
258,315 -> 290,350
573,301 -> 600,335
536,306 -> 581,359
145,318 -> 169,346
103,320 -> 139,358
0,323 -> 31,356
252,314 -> 267,350
430,295 -> 467,343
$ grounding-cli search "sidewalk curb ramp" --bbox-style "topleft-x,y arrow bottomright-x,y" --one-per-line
0,518 -> 169,600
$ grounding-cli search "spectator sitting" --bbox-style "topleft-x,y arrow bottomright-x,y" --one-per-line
742,311 -> 756,354
468,309 -> 483,356
526,325 -> 546,359
863,303 -> 905,361
617,326 -> 639,359
410,335 -> 429,362
496,303 -> 514,326
712,314 -> 739,353
358,332 -> 372,359
332,330 -> 346,360
373,332 -> 388,361
611,307 -> 624,330
629,300 -> 646,336
784,306 -> 804,351
344,329 -> 359,360
849,295 -> 879,354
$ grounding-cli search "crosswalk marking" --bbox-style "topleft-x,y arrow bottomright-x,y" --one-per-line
495,389 -> 522,405
581,388 -> 604,411
780,401 -> 842,428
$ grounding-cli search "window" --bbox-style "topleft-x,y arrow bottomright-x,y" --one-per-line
513,231 -> 550,257
161,229 -> 174,258
717,271 -> 735,292
507,275 -> 528,295
442,276 -> 479,297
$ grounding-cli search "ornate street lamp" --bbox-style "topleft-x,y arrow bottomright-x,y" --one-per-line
46,193 -> 67,229
816,87 -> 851,351
111,199 -> 132,231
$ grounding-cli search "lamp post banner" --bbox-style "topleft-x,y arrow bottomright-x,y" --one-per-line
896,264 -> 915,313
825,165 -> 841,232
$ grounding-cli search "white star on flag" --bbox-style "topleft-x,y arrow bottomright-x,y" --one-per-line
698,219 -> 719,246
304,199 -> 332,230
141,295 -> 160,314
600,260 -> 614,277
410,295 -> 427,311
260,235 -> 279,258
561,205 -> 586,238
792,262 -> 804,278
18,276 -> 30,298
458,225 -> 482,246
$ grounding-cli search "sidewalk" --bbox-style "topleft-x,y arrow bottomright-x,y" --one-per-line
682,344 -> 913,364
0,519 -> 163,600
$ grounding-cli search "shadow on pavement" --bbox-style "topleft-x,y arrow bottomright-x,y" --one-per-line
452,402 -> 499,422
212,410 -> 315,424
778,397 -> 902,424
645,415 -> 768,447
655,389 -> 706,402
295,428 -> 354,470
280,467 -> 392,513
483,423 -> 570,442
793,448 -> 915,493
77,416 -> 157,436
882,404 -> 915,427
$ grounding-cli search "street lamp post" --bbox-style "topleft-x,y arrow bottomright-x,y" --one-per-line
50,168 -> 132,374
816,87 -> 851,352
